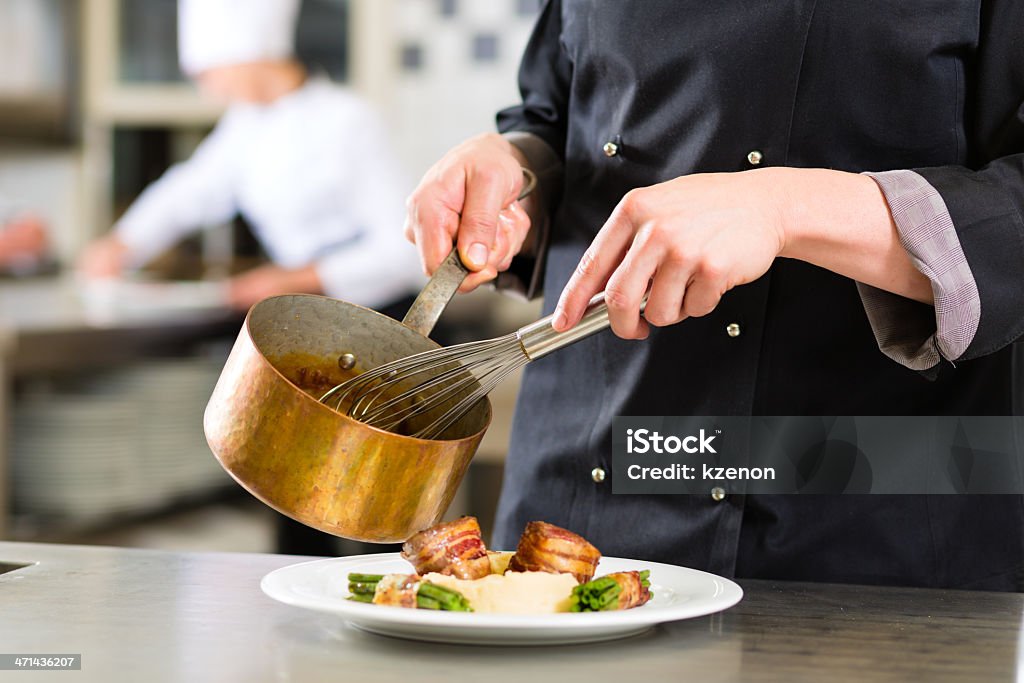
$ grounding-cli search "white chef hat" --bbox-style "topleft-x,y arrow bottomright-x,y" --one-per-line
178,0 -> 301,76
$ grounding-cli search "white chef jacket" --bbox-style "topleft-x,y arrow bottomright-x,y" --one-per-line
115,77 -> 422,309
0,194 -> 20,223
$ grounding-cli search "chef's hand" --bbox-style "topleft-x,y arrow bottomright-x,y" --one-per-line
404,133 -> 532,292
554,171 -> 786,339
77,234 -> 131,279
0,213 -> 48,268
226,263 -> 322,311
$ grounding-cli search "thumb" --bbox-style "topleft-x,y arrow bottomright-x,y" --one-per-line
457,169 -> 511,271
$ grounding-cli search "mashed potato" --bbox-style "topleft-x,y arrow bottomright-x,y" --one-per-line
487,551 -> 514,575
422,571 -> 578,614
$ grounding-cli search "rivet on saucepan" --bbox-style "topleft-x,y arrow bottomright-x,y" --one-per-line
338,353 -> 357,370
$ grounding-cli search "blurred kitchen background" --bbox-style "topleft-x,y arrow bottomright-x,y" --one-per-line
0,0 -> 543,552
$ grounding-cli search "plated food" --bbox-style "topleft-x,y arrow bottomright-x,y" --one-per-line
346,517 -> 652,614
262,553 -> 743,645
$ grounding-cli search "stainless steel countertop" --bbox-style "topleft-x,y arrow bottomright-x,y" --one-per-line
0,541 -> 1020,682
0,278 -> 241,539
0,276 -> 230,332
0,276 -> 239,375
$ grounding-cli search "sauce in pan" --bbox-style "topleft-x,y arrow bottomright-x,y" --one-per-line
267,352 -> 413,434
267,352 -> 475,439
269,352 -> 360,403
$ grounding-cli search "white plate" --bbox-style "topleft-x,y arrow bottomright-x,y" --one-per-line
261,553 -> 743,646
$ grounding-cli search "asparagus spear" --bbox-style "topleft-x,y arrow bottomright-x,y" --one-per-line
346,573 -> 473,611
416,582 -> 473,611
569,570 -> 651,612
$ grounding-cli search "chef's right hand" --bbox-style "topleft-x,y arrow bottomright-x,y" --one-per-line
404,133 -> 532,292
77,234 -> 131,279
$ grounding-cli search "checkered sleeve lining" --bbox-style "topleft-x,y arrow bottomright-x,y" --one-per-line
856,170 -> 981,371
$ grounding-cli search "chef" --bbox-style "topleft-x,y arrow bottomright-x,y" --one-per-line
80,0 -> 420,556
405,1 -> 1024,591
78,0 -> 420,314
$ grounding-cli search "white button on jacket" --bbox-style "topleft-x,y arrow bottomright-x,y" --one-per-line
114,78 -> 422,309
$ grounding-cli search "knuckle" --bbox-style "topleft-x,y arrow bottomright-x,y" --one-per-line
665,248 -> 694,271
644,308 -> 674,327
471,164 -> 505,187
603,285 -> 632,311
459,212 -> 497,238
683,295 -> 717,318
636,221 -> 673,251
620,189 -> 647,216
469,131 -> 499,147
575,249 -> 600,278
516,212 -> 532,234
646,219 -> 671,240
697,254 -> 727,281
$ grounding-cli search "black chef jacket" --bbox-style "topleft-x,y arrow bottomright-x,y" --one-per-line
492,0 -> 1024,591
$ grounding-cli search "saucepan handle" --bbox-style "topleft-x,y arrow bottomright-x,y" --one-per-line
401,168 -> 537,337
401,248 -> 471,337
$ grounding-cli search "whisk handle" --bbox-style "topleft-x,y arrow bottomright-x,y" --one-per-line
516,293 -> 647,360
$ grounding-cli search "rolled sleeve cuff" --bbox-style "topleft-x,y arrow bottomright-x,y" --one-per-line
858,170 -> 981,371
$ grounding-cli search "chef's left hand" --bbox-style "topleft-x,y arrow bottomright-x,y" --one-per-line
226,264 -> 322,311
553,170 -> 787,339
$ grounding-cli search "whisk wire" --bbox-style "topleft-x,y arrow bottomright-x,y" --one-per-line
319,291 -> 621,440
320,334 -> 527,440
415,355 -> 529,438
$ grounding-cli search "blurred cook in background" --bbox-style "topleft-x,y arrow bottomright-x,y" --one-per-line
0,194 -> 50,276
80,0 -> 421,556
77,0 -> 421,314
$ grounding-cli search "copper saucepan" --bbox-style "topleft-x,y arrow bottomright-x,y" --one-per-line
203,251 -> 491,543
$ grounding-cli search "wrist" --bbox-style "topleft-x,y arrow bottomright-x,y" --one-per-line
771,167 -> 882,261
767,166 -> 810,260
296,263 -> 324,293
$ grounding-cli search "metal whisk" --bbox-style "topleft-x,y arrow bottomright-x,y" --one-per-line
320,293 -> 622,440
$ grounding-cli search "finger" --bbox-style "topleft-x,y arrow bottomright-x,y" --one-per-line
492,216 -> 513,271
644,259 -> 691,328
681,266 -> 727,318
454,215 -> 513,293
403,213 -> 416,244
406,164 -> 467,274
411,196 -> 459,275
504,201 -> 532,260
457,166 -> 516,271
459,268 -> 498,293
602,227 -> 665,339
553,203 -> 637,331
495,208 -> 525,271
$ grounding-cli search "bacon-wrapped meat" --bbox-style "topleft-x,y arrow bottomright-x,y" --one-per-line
507,521 -> 601,583
569,570 -> 653,611
401,516 -> 491,580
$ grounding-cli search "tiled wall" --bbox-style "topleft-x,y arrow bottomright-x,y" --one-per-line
390,0 -> 543,177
